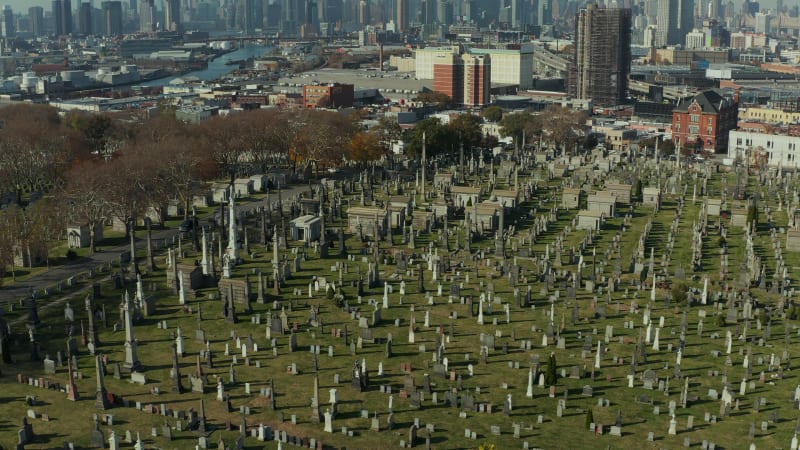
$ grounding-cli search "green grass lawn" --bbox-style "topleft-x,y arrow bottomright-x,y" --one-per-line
1,169 -> 799,449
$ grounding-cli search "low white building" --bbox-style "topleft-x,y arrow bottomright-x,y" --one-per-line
728,130 -> 800,168
576,210 -> 605,231
451,186 -> 481,209
67,223 -> 105,248
289,215 -> 322,242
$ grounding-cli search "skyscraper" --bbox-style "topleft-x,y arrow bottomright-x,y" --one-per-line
571,4 -> 632,107
325,0 -> 343,23
437,0 -> 453,25
165,0 -> 181,31
139,0 -> 156,31
52,0 -> 64,35
102,1 -> 122,35
79,2 -> 92,35
240,0 -> 264,34
281,0 -> 297,34
422,0 -> 436,24
49,0 -> 74,35
534,0 -> 552,26
303,0 -> 317,26
396,0 -> 408,31
29,6 -> 45,36
62,0 -> 73,35
655,0 -> 693,46
1,5 -> 14,38
499,0 -> 529,28
358,0 -> 370,25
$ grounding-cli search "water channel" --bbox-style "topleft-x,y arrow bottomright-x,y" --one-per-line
139,43 -> 272,87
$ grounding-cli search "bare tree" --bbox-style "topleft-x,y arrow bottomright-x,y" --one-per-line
27,198 -> 66,268
294,110 -> 355,174
199,115 -> 249,182
239,109 -> 294,173
0,104 -> 71,204
62,161 -> 111,255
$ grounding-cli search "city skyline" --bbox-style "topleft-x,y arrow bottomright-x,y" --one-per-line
0,0 -> 790,15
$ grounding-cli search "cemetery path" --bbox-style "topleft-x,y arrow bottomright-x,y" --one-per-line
0,232 -> 164,303
0,184 -> 316,303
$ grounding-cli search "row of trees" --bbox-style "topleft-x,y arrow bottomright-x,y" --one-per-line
497,105 -> 591,152
0,103 -> 423,275
0,199 -> 63,282
0,101 -> 591,278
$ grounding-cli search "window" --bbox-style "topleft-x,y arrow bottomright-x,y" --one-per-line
690,115 -> 700,123
707,127 -> 713,134
689,126 -> 700,134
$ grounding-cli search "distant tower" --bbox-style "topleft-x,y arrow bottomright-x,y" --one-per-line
358,0 -> 370,25
61,0 -> 73,35
52,0 -> 64,36
139,0 -> 156,31
78,2 -> 92,35
396,0 -> 408,31
1,5 -> 14,38
655,0 -> 694,45
103,1 -> 123,36
571,4 -> 632,107
281,0 -> 297,34
28,6 -> 45,36
165,0 -> 181,31
240,0 -> 264,34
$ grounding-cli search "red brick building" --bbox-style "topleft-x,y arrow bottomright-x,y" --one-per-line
303,83 -> 355,109
433,53 -> 490,107
433,53 -> 460,102
672,90 -> 738,153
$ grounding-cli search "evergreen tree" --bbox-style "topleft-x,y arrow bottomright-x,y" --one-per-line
545,352 -> 557,386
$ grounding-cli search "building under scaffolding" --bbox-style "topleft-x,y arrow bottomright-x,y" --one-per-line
570,4 -> 631,107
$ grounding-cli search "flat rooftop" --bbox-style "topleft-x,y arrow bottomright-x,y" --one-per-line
277,68 -> 433,98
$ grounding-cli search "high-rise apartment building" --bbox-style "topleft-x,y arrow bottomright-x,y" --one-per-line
29,6 -> 44,36
433,52 -> 460,101
461,53 -> 490,107
433,52 -> 490,106
571,4 -> 632,107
